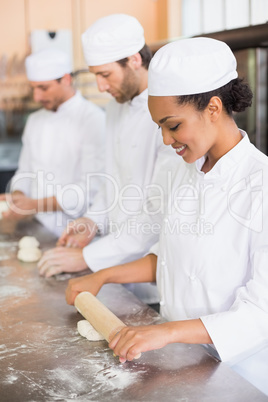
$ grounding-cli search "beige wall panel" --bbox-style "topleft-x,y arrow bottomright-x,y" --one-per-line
1,0 -> 168,67
157,0 -> 168,40
81,0 -> 159,45
27,0 -> 73,30
168,0 -> 181,39
71,0 -> 84,70
0,0 -> 26,58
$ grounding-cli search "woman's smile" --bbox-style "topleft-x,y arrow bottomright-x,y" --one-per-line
173,144 -> 187,156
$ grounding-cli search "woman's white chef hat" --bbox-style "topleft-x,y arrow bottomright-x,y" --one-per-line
81,14 -> 145,66
25,48 -> 72,81
148,37 -> 238,96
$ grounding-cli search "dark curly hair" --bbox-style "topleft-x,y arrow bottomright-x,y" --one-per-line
176,78 -> 253,116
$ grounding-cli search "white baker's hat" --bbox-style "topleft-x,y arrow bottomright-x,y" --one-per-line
148,37 -> 238,96
81,14 -> 145,66
25,48 -> 72,81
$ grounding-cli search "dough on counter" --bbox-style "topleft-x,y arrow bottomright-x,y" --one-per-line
0,201 -> 9,218
18,236 -> 40,249
77,320 -> 105,341
17,247 -> 42,262
17,236 -> 42,262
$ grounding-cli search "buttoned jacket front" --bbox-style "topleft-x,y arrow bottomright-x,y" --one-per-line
152,132 -> 268,363
11,91 -> 105,236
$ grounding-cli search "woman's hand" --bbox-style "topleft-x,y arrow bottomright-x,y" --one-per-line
64,255 -> 158,306
109,319 -> 213,363
109,323 -> 174,363
65,271 -> 105,305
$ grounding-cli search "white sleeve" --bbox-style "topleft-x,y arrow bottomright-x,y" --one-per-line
81,179 -> 109,235
56,105 -> 106,217
148,241 -> 160,257
10,117 -> 32,196
200,173 -> 268,364
83,144 -> 181,270
201,247 -> 268,364
82,218 -> 160,270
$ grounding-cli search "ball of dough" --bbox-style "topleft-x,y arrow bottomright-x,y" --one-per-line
18,236 -> 40,249
77,320 -> 105,341
0,200 -> 9,219
17,247 -> 42,262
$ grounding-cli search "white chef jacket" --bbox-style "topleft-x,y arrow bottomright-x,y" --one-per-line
83,89 -> 179,304
10,91 -> 105,236
151,131 -> 268,364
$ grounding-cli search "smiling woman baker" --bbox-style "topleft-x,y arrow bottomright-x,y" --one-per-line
65,38 -> 268,395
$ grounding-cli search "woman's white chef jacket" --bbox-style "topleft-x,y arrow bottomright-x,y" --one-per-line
10,91 -> 105,236
83,89 -> 179,303
151,131 -> 268,364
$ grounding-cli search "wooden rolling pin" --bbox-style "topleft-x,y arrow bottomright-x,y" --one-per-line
75,291 -> 126,341
75,291 -> 141,359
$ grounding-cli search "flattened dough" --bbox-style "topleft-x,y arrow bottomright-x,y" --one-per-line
17,247 -> 42,262
0,201 -> 9,219
77,320 -> 105,341
18,236 -> 40,248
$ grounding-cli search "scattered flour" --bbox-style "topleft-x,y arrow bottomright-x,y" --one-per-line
4,374 -> 18,384
94,363 -> 140,390
0,241 -> 18,248
54,273 -> 73,281
0,266 -> 14,277
0,254 -> 11,261
0,285 -> 28,299
0,343 -> 28,361
45,367 -> 90,399
45,361 -> 141,398
0,242 -> 18,261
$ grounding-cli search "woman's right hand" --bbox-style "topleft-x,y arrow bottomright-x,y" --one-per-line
65,271 -> 105,305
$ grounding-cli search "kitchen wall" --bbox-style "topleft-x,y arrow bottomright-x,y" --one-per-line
0,0 -> 175,139
0,0 -> 176,188
1,0 -> 171,69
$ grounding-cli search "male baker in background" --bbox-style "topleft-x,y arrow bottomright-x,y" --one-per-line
38,14 -> 178,305
0,49 -> 105,236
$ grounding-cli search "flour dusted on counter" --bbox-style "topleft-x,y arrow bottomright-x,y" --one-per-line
17,236 -> 42,262
0,285 -> 28,299
77,320 -> 105,341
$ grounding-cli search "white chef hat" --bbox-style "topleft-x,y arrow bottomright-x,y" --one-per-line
148,37 -> 238,96
81,14 -> 145,66
25,48 -> 72,81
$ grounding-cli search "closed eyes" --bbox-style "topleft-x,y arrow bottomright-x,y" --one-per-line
170,123 -> 180,131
